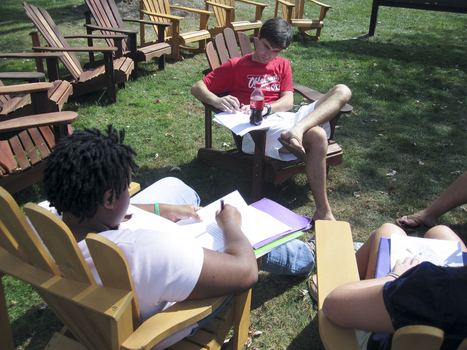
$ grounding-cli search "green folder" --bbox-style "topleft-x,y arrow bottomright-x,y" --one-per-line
254,230 -> 304,257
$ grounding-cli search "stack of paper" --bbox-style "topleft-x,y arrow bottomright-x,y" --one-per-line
177,191 -> 312,257
214,111 -> 286,136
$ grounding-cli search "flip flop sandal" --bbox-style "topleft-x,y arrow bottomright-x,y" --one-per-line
308,274 -> 318,302
278,135 -> 306,162
396,215 -> 434,231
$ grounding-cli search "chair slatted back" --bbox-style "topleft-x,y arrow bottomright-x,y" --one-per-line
0,187 -> 60,274
0,189 -> 135,349
141,0 -> 173,38
86,233 -> 142,329
211,0 -> 235,28
23,2 -> 84,80
24,203 -> 96,285
85,0 -> 129,52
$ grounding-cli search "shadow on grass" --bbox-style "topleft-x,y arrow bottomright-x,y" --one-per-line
10,304 -> 62,350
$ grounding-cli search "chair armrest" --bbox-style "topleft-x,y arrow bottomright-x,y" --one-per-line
307,0 -> 332,9
139,9 -> 183,21
64,33 -> 129,40
236,0 -> 268,9
33,46 -> 118,53
0,82 -> 53,96
128,182 -> 140,197
0,111 -> 78,133
315,220 -> 360,350
293,83 -> 353,113
120,296 -> 227,350
122,18 -> 171,29
83,24 -> 138,35
276,0 -> 294,6
0,52 -> 63,59
205,1 -> 234,10
0,72 -> 45,82
169,5 -> 213,15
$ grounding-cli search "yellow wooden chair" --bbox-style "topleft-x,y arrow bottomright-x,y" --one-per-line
315,220 -> 467,350
139,0 -> 213,61
0,185 -> 251,350
205,0 -> 267,37
274,0 -> 331,40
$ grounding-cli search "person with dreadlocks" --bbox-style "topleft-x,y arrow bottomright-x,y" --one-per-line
40,125 -> 258,349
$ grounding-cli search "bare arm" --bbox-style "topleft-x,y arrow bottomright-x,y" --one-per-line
191,79 -> 242,113
131,203 -> 202,222
323,256 -> 420,333
187,204 -> 258,299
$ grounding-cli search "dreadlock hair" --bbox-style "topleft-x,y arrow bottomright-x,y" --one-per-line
43,125 -> 139,222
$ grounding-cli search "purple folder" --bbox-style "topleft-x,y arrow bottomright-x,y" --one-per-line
374,237 -> 467,278
250,198 -> 312,249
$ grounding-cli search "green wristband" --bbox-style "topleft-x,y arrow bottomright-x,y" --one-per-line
154,203 -> 160,216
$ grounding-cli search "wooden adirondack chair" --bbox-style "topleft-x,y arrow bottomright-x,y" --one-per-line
274,0 -> 331,40
0,74 -> 72,119
205,0 -> 268,37
23,2 -> 134,104
0,109 -> 78,194
315,220 -> 467,350
198,28 -> 352,201
0,185 -> 252,350
139,0 -> 213,61
84,0 -> 172,79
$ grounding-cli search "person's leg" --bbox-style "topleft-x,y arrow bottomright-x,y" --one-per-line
302,126 -> 334,221
398,171 -> 467,228
356,223 -> 407,280
130,177 -> 200,206
280,84 -> 351,155
424,225 -> 467,252
260,239 -> 315,276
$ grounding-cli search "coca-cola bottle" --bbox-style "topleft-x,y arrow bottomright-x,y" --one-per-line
250,82 -> 264,125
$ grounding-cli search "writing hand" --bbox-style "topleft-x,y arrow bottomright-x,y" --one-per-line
216,95 -> 241,113
216,204 -> 242,230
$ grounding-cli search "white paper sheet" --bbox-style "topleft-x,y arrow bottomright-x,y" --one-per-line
177,191 -> 292,252
213,111 -> 285,136
390,234 -> 464,270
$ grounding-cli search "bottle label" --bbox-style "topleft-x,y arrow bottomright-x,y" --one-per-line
250,96 -> 264,110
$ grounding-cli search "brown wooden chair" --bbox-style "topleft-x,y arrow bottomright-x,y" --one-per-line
84,0 -> 172,79
274,0 -> 331,40
315,220 -> 467,350
0,72 -> 72,119
198,28 -> 352,201
139,0 -> 213,61
205,0 -> 267,37
0,109 -> 78,194
0,185 -> 252,350
23,2 -> 134,104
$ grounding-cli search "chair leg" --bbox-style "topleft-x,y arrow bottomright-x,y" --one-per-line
250,130 -> 267,202
0,275 -> 15,350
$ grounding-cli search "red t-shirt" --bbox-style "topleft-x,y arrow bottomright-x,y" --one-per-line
203,54 -> 294,106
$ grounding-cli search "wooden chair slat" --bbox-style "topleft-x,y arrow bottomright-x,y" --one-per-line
8,134 -> 30,170
28,127 -> 51,160
18,130 -> 42,165
24,203 -> 96,285
0,140 -> 17,173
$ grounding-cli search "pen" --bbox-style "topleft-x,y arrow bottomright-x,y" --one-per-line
220,199 -> 225,211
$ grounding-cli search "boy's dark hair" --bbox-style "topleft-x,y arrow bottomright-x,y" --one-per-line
259,18 -> 293,49
43,125 -> 138,221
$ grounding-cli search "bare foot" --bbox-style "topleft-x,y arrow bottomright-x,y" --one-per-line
312,211 -> 335,222
280,130 -> 305,153
396,212 -> 436,229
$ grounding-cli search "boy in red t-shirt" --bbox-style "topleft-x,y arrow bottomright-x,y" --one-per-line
192,18 -> 351,223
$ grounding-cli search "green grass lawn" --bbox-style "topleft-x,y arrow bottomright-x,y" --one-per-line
1,0 -> 467,348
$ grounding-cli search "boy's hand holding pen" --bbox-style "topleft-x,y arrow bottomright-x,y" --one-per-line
216,199 -> 242,229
